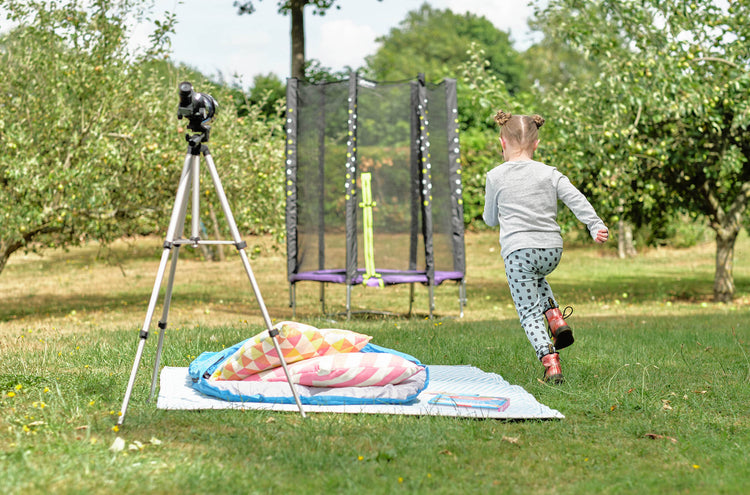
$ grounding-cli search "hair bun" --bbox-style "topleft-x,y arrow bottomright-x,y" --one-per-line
531,114 -> 545,128
494,110 -> 512,126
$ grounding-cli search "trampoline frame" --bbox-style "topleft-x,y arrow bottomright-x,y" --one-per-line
285,73 -> 466,318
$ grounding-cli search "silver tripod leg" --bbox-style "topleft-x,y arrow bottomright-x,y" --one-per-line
203,151 -> 306,417
147,242 -> 181,402
118,153 -> 194,427
148,157 -> 194,402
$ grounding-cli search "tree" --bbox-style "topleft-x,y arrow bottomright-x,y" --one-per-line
456,44 -> 535,226
524,5 -> 598,95
0,0 -> 288,276
365,3 -> 526,92
0,0 -> 178,275
536,0 -> 750,302
303,59 -> 353,84
235,0 -> 382,79
247,73 -> 286,116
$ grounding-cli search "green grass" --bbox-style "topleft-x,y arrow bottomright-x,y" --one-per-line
1,233 -> 749,494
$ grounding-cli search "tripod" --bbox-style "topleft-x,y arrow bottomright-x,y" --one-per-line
117,132 -> 306,426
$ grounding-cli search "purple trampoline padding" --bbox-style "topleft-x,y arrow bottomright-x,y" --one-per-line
290,270 -> 347,284
290,269 -> 463,287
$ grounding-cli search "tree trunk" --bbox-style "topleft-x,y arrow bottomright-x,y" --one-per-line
616,200 -> 636,258
701,179 -> 748,303
617,219 -> 636,259
0,245 -> 10,277
714,229 -> 738,303
0,237 -> 25,278
0,224 -> 63,278
290,0 -> 306,79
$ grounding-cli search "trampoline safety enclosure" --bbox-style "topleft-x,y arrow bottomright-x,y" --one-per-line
285,73 -> 466,318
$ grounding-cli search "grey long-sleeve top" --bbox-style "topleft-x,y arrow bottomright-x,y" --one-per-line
483,159 -> 606,259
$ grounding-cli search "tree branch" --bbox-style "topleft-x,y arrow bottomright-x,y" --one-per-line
701,180 -> 724,231
726,180 -> 750,231
691,57 -> 739,68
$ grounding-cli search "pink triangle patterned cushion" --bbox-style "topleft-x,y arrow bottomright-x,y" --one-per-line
241,352 -> 425,388
212,321 -> 372,381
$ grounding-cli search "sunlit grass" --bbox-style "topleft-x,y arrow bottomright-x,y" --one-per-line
1,232 -> 749,494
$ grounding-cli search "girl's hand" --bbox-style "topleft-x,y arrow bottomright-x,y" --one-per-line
595,229 -> 609,244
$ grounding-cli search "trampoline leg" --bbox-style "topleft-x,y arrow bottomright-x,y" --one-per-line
290,283 -> 296,320
459,279 -> 466,318
346,284 -> 352,320
408,283 -> 415,317
320,282 -> 326,315
429,284 -> 435,320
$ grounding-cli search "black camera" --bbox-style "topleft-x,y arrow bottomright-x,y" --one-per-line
177,81 -> 218,138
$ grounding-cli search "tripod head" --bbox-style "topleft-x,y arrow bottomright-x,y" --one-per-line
177,81 -> 218,146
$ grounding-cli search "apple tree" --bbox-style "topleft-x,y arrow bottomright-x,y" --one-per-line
537,0 -> 750,302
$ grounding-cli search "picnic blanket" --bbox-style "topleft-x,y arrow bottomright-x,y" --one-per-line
157,364 -> 564,419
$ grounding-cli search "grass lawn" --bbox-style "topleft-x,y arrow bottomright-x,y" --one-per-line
1,231 -> 749,494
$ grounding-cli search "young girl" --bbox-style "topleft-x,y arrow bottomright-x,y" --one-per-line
483,110 -> 609,383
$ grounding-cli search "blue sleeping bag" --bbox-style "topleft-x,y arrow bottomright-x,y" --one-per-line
188,342 -> 429,406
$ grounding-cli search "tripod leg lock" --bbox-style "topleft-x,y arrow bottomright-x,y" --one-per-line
163,241 -> 174,250
235,240 -> 247,250
139,329 -> 149,339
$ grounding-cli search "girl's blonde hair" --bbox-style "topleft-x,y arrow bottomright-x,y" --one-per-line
494,110 -> 545,153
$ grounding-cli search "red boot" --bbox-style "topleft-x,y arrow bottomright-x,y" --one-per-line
544,302 -> 574,350
541,352 -> 564,384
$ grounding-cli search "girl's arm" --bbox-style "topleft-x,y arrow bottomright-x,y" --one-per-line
556,174 -> 607,242
483,174 -> 500,227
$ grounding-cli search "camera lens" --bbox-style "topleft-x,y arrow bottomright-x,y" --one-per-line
178,81 -> 194,108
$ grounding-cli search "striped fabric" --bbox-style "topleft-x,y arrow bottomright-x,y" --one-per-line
212,322 -> 371,381
244,352 -> 425,388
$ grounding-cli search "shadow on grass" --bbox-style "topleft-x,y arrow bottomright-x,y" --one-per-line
466,274 -> 750,305
0,289 -> 255,323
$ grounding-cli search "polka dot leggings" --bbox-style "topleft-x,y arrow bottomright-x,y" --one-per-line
504,248 -> 563,360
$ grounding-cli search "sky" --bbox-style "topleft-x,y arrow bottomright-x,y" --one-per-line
132,0 -> 543,84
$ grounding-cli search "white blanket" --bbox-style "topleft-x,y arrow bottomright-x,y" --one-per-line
157,364 -> 564,419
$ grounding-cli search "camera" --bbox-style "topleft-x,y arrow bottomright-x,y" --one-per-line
177,81 -> 218,137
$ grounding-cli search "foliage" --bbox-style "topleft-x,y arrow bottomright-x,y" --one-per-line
634,214 -> 713,249
189,78 -> 287,243
247,73 -> 287,116
234,0 -> 341,16
521,40 -> 597,94
0,0 -> 177,275
234,0 -> 383,79
304,59 -> 355,84
524,2 -> 598,93
365,3 -> 526,92
535,0 -> 750,301
455,44 -> 535,227
0,0 -> 287,276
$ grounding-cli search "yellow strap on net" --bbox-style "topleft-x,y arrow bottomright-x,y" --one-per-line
358,172 -> 383,287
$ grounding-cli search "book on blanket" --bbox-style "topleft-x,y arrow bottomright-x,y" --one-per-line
427,393 -> 510,411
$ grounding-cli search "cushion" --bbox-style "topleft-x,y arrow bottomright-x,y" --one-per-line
212,321 -> 371,381
242,352 -> 425,388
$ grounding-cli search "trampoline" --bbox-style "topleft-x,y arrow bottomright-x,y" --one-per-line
285,73 -> 466,318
